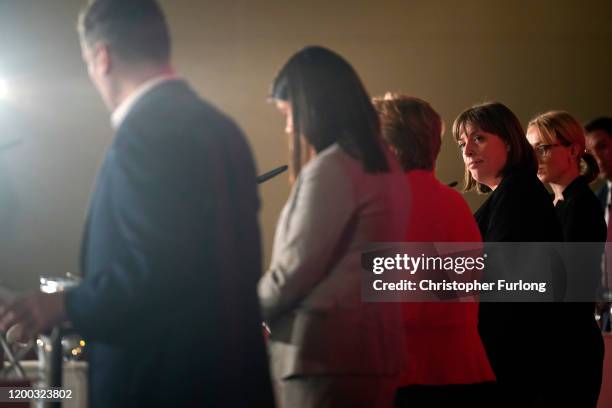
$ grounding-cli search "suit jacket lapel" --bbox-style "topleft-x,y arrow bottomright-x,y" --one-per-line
597,184 -> 608,211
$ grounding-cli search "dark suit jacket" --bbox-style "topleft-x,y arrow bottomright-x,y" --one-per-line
65,81 -> 274,408
475,169 -> 562,242
556,176 -> 606,302
556,176 -> 606,242
596,183 -> 608,212
475,170 -> 563,404
554,176 -> 605,406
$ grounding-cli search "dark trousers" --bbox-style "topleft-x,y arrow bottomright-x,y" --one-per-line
394,382 -> 497,408
479,304 -> 604,408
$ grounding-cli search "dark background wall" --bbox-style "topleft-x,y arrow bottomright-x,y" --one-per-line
0,0 -> 611,290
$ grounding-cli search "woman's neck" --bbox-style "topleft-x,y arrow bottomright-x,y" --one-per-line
550,167 -> 580,205
485,175 -> 503,192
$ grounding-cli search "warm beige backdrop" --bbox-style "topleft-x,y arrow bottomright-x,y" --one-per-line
0,0 -> 611,290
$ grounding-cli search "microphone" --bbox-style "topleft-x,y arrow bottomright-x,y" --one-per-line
257,165 -> 288,184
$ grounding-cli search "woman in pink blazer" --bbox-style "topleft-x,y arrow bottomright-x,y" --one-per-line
374,94 -> 495,407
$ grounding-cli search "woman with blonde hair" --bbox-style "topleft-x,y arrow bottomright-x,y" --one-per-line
526,111 -> 605,407
527,110 -> 601,209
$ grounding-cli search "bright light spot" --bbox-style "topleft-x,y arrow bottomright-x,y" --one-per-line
0,79 -> 7,100
79,340 -> 86,347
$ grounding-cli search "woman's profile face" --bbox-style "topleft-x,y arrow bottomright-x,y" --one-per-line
275,99 -> 293,135
526,125 -> 573,184
273,97 -> 316,184
458,123 -> 508,190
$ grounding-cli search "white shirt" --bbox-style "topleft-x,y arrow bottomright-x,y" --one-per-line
606,181 -> 612,225
110,74 -> 179,129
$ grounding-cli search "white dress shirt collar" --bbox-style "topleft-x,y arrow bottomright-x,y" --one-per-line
110,74 -> 179,129
606,181 -> 612,225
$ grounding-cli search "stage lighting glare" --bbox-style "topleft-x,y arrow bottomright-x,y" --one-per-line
0,79 -> 8,99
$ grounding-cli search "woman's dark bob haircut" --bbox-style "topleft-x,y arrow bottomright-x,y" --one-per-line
270,46 -> 389,177
452,101 -> 537,193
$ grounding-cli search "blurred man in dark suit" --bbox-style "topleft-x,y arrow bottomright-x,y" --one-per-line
586,117 -> 612,211
586,116 -> 612,332
0,1 -> 274,406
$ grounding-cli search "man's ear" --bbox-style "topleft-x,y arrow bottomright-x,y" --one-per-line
93,43 -> 112,75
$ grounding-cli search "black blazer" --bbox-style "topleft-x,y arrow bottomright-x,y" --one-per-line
475,169 -> 562,243
475,170 -> 563,403
556,176 -> 606,242
596,183 -> 608,212
65,81 -> 274,407
555,176 -> 606,303
553,177 -> 605,406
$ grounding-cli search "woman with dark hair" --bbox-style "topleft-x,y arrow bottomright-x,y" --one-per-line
258,46 -> 408,407
453,102 -> 563,406
373,93 -> 495,408
526,111 -> 605,407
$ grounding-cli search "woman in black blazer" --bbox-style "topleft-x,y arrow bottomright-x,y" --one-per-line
453,102 -> 563,407
527,111 -> 605,407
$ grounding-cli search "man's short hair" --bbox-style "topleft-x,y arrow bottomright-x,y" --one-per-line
78,0 -> 171,65
585,117 -> 612,138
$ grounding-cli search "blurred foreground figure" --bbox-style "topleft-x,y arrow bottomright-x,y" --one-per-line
585,117 -> 612,333
373,94 -> 495,408
0,1 -> 274,407
259,46 -> 408,408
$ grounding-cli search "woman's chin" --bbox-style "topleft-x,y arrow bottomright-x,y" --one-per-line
471,170 -> 490,187
537,172 -> 549,184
